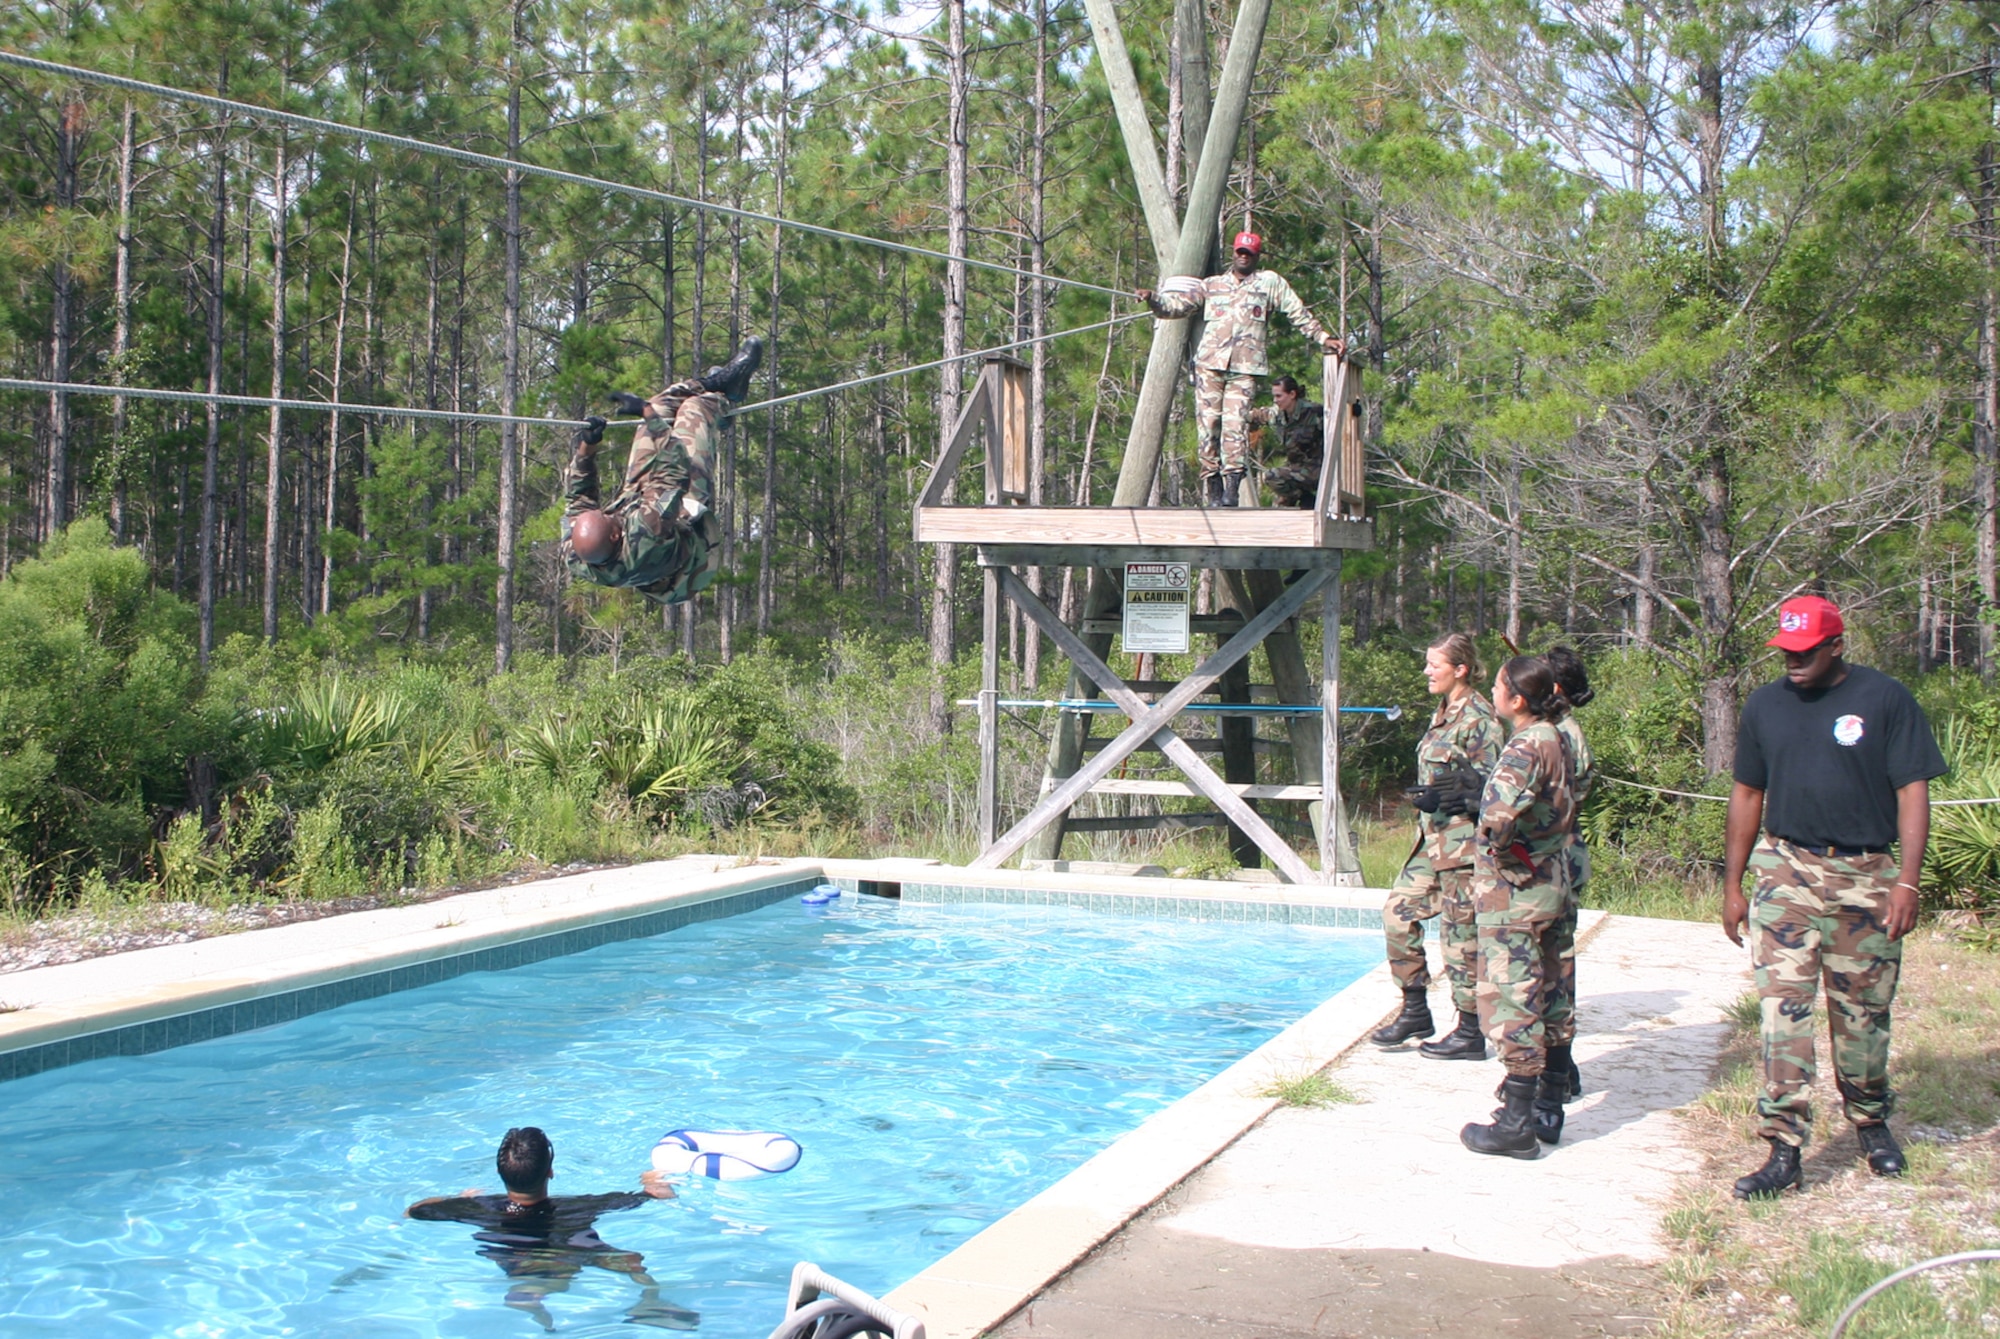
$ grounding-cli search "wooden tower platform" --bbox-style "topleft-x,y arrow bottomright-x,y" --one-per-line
917,353 -> 1375,885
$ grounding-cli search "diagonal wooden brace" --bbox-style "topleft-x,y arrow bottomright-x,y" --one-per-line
994,570 -> 1318,883
974,567 -> 1333,882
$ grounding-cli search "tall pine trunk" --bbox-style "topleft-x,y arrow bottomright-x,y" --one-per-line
46,84 -> 83,537
110,98 -> 136,540
262,123 -> 288,643
495,5 -> 525,673
199,84 -> 229,666
930,0 -> 970,726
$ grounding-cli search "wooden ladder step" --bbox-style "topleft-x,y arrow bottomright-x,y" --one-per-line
1080,778 -> 1324,802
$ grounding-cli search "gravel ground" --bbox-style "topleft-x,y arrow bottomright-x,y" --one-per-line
0,863 -> 613,975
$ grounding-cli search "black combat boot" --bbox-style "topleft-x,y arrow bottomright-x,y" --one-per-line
1370,986 -> 1435,1047
699,336 -> 765,403
1533,1069 -> 1567,1145
1856,1122 -> 1905,1176
607,390 -> 651,417
1462,1074 -> 1541,1159
1496,1043 -> 1582,1102
1203,473 -> 1224,507
1419,1010 -> 1486,1060
1732,1137 -> 1802,1199
1218,470 -> 1244,507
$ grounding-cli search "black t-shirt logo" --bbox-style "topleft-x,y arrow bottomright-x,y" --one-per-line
1834,714 -> 1865,747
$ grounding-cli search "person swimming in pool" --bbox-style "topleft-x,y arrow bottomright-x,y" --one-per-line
408,1126 -> 695,1331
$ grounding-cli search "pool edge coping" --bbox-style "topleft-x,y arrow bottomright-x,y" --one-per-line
881,904 -> 1613,1339
0,859 -> 826,1061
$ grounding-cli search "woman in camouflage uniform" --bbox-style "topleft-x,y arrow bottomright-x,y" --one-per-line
1371,633 -> 1506,1054
1462,656 -> 1578,1160
1539,647 -> 1596,1113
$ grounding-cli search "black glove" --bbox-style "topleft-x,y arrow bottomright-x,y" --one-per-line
1406,765 -> 1487,818
1435,765 -> 1488,818
607,390 -> 649,417
577,415 -> 607,447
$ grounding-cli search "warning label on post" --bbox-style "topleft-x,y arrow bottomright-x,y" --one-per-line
1122,562 -> 1192,654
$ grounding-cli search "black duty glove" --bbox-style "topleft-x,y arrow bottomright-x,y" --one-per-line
1435,765 -> 1488,818
607,390 -> 650,417
1404,781 -> 1444,814
577,415 -> 607,447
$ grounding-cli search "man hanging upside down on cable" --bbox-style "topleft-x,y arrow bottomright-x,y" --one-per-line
562,337 -> 762,605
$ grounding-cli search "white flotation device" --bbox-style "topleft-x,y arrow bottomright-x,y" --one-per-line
651,1129 -> 803,1181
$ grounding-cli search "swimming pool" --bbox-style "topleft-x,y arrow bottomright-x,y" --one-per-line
0,892 -> 1377,1336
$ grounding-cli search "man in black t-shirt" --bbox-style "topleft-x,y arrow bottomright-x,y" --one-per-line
409,1126 -> 695,1330
1721,596 -> 1946,1199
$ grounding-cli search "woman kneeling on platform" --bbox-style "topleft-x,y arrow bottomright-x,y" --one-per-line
1462,656 -> 1581,1160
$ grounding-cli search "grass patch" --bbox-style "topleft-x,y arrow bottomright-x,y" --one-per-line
1653,930 -> 2000,1337
1259,1070 -> 1359,1108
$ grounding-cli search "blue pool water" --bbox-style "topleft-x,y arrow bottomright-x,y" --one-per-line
0,895 -> 1377,1337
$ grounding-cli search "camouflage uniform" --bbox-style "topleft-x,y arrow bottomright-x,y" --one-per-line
1385,691 -> 1506,1015
1249,396 -> 1325,508
562,382 -> 725,606
1545,714 -> 1595,1050
1146,270 -> 1330,477
1473,720 -> 1578,1077
1747,838 -> 1902,1146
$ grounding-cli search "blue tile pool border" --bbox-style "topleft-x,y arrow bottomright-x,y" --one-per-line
835,876 -> 1378,929
0,876 -> 819,1084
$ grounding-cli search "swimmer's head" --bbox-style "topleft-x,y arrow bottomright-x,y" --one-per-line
497,1127 -> 554,1192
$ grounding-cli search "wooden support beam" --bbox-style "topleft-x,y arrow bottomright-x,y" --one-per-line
1089,778 -> 1322,801
978,566 -> 1000,849
979,569 -> 1326,882
1079,0 -> 1179,267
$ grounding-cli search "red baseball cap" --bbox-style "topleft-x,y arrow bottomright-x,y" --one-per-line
1768,595 -> 1843,651
1232,231 -> 1262,255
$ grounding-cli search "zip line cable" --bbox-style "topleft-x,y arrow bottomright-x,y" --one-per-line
0,49 -> 1134,301
0,311 -> 1146,428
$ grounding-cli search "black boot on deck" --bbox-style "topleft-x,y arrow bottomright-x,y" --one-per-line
700,336 -> 765,403
1732,1138 -> 1802,1199
1533,1069 -> 1568,1145
1857,1122 -> 1905,1176
1218,471 -> 1244,507
1420,1010 -> 1486,1060
1370,987 -> 1435,1047
1203,473 -> 1224,508
1463,1074 -> 1542,1159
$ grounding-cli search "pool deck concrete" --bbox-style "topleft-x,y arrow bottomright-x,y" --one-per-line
981,913 -> 1750,1338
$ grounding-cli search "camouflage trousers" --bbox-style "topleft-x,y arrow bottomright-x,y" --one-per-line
635,382 -> 721,507
1384,851 -> 1478,1015
1748,838 -> 1901,1147
1193,366 -> 1259,477
1267,464 -> 1320,509
1475,874 -> 1579,1077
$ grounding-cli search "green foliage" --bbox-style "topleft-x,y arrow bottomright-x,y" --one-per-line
0,521 -> 216,892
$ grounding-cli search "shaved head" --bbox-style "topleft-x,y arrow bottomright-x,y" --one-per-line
570,509 -> 619,566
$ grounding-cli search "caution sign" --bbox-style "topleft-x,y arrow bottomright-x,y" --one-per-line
1122,561 -> 1192,654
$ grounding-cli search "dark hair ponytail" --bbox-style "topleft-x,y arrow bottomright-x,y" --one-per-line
1544,645 -> 1593,708
1499,656 -> 1568,722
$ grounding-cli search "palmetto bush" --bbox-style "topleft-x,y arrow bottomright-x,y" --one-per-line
255,677 -> 414,773
1925,717 -> 2000,915
594,697 -> 737,808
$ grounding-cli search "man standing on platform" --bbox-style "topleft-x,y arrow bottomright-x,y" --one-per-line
1138,233 -> 1342,508
1722,595 -> 1946,1197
